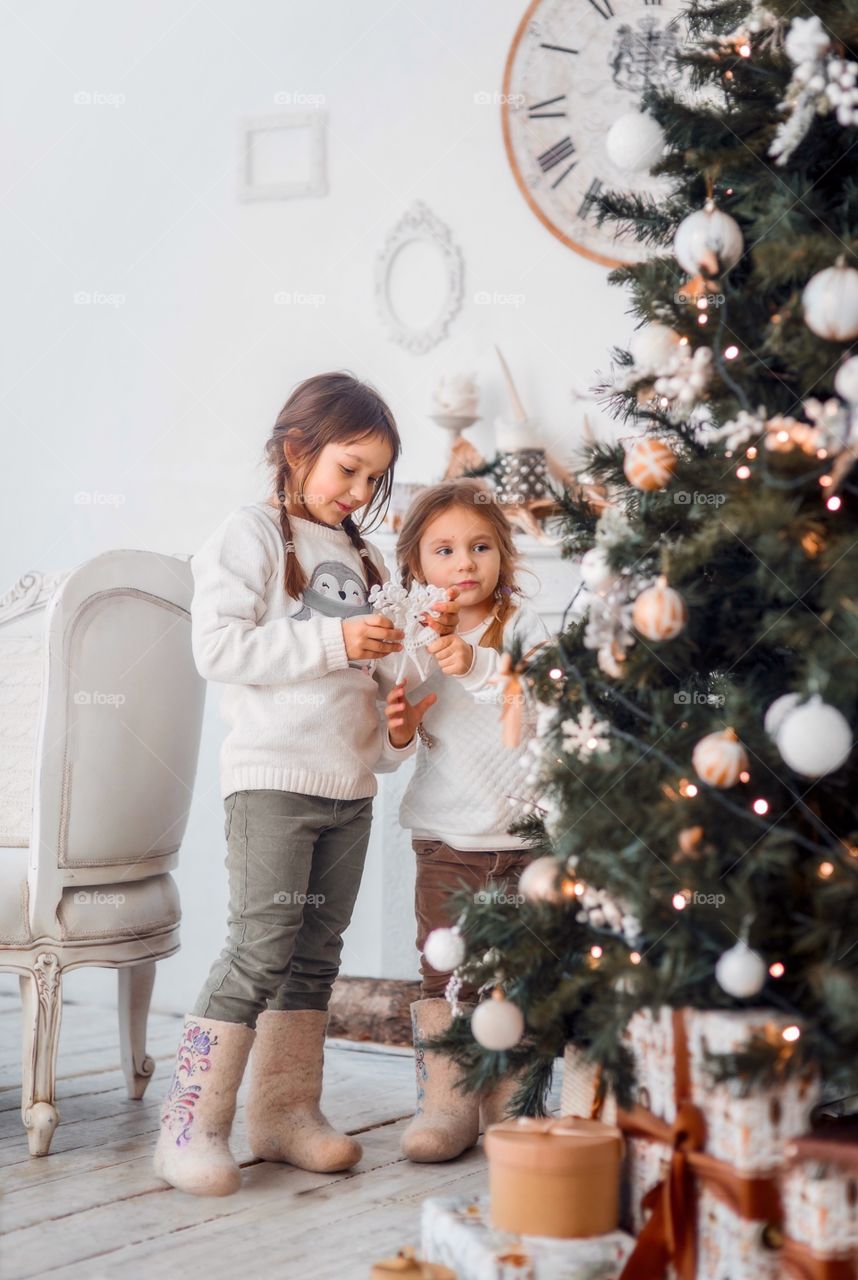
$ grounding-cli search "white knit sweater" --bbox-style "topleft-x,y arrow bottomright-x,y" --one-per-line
388,603 -> 551,850
190,502 -> 414,802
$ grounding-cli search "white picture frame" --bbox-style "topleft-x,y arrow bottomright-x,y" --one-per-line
374,201 -> 464,355
237,110 -> 328,201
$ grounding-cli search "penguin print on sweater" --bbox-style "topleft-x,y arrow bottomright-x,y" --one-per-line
290,560 -> 373,670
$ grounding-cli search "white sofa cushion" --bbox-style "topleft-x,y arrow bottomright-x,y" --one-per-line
0,848 -> 181,945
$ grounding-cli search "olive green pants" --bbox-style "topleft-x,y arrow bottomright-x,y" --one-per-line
193,788 -> 373,1028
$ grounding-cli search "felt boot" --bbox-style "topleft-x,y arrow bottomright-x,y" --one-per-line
153,1014 -> 254,1196
245,1009 -> 362,1172
480,1065 -> 529,1130
400,998 -> 480,1163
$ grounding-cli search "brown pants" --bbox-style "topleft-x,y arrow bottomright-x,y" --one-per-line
413,839 -> 533,1000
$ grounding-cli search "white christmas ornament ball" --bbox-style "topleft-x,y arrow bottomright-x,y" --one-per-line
776,696 -> 853,776
580,547 -> 618,594
519,856 -> 562,903
715,942 -> 767,998
605,111 -> 666,173
835,355 -> 858,404
629,322 -> 682,371
764,692 -> 801,738
423,927 -> 466,972
471,994 -> 525,1050
802,261 -> 858,341
673,201 -> 744,277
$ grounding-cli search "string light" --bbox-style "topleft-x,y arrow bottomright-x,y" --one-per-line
782,1025 -> 801,1043
678,336 -> 689,346
736,465 -> 751,479
698,313 -> 708,326
548,667 -> 563,680
827,495 -> 842,512
817,448 -> 828,459
630,951 -> 642,965
819,474 -> 833,488
769,961 -> 785,978
818,861 -> 835,878
739,770 -> 750,783
590,944 -> 603,959
724,345 -> 739,360
752,798 -> 769,815
738,41 -> 752,56
678,778 -> 698,798
746,446 -> 757,459
672,891 -> 689,910
573,881 -> 586,897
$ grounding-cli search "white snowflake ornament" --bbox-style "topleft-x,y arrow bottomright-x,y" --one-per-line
561,706 -> 611,760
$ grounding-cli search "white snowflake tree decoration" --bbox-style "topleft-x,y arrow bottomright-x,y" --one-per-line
561,706 -> 612,760
368,580 -> 451,680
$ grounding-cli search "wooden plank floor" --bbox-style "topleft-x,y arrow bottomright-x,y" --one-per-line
0,988 -> 560,1279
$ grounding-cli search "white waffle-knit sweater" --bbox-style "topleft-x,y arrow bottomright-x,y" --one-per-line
190,502 -> 414,802
388,603 -> 551,850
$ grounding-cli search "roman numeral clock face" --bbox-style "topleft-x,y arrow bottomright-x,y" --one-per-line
502,0 -> 687,267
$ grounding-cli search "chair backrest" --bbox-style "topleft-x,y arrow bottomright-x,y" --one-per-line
0,570 -> 71,847
28,550 -> 205,938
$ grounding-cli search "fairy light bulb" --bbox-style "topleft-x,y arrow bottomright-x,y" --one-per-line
736,465 -> 751,479
739,41 -> 751,56
782,1025 -> 801,1043
817,448 -> 828,459
697,297 -> 708,310
746,446 -> 757,459
679,336 -> 689,346
827,495 -> 842,512
672,891 -> 688,911
769,961 -> 785,978
753,798 -> 769,815
739,770 -> 750,783
630,951 -> 642,965
698,313 -> 708,326
549,667 -> 563,680
724,345 -> 739,359
820,474 -> 833,488
574,881 -> 585,896
818,861 -> 834,878
590,945 -> 603,959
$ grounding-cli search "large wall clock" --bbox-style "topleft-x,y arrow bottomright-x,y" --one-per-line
502,0 -> 689,268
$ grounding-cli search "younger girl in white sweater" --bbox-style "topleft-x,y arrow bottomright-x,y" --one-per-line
383,479 -> 550,1163
153,372 -> 454,1197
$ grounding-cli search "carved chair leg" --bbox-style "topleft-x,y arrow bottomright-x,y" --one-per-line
118,961 -> 156,1100
19,952 -> 62,1157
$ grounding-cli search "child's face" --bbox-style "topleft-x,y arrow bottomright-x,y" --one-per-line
417,507 -> 501,607
294,436 -> 393,527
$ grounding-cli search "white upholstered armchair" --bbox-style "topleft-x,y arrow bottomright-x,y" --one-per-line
0,551 -> 205,1155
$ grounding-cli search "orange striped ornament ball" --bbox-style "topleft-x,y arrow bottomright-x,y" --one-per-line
692,728 -> 749,788
632,576 -> 687,641
623,438 -> 677,491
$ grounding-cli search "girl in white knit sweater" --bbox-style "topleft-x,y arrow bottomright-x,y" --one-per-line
153,372 -> 456,1198
382,478 -> 550,1164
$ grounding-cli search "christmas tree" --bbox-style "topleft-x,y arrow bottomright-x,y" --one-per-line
435,0 -> 858,1118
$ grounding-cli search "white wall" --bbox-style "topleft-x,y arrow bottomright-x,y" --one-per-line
2,0 -> 633,1013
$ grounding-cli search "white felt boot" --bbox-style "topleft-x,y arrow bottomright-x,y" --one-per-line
153,1014 -> 254,1196
246,1009 -> 362,1173
400,998 -> 480,1163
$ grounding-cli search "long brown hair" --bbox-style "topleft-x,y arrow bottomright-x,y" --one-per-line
395,479 -> 525,651
263,372 -> 401,599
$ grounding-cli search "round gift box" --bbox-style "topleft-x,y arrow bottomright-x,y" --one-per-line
484,1116 -> 624,1238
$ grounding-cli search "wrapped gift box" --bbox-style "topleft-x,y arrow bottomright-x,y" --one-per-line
421,1195 -> 635,1280
625,1007 -> 820,1173
779,1126 -> 858,1278
616,1008 -> 818,1280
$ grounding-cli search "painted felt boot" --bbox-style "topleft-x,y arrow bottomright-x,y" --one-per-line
153,1014 -> 254,1196
245,1009 -> 362,1173
480,1065 -> 529,1131
400,997 -> 480,1163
